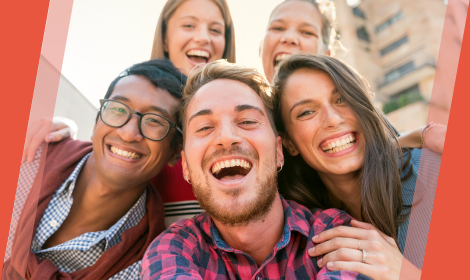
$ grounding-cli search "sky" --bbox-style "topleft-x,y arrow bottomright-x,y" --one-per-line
60,0 -> 288,108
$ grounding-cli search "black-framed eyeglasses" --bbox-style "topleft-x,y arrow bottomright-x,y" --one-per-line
99,99 -> 182,141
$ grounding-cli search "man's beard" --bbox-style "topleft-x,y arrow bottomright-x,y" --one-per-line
191,147 -> 278,227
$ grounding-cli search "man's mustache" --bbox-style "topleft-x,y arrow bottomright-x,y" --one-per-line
201,146 -> 259,169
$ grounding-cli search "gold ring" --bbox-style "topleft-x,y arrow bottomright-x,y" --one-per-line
362,249 -> 367,263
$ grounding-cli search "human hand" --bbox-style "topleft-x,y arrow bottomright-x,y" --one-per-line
308,220 -> 421,280
22,117 -> 77,163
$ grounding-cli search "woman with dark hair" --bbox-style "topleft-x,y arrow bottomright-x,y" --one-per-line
271,53 -> 430,279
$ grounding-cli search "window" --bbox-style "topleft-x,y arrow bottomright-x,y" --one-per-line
384,61 -> 414,83
376,12 -> 403,33
353,7 -> 366,19
356,26 -> 370,42
383,85 -> 422,113
380,36 -> 408,56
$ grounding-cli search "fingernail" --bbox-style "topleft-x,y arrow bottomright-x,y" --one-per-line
49,135 -> 54,142
308,247 -> 315,255
327,262 -> 333,269
312,235 -> 318,240
317,258 -> 322,265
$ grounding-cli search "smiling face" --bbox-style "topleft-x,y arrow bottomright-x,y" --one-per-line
164,0 -> 226,75
280,68 -> 365,177
92,75 -> 180,189
181,79 -> 283,226
261,1 -> 328,83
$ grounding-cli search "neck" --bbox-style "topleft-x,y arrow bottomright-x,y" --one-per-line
212,194 -> 285,267
317,171 -> 362,221
70,153 -> 148,232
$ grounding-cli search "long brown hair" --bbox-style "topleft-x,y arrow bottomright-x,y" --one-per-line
271,53 -> 411,241
150,0 -> 236,63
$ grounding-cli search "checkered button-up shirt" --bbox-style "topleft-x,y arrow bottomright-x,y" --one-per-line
29,153 -> 147,279
142,197 -> 370,280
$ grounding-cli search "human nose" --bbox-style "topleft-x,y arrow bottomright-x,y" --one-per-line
194,25 -> 211,45
281,28 -> 299,46
214,119 -> 242,148
116,114 -> 144,142
321,105 -> 345,129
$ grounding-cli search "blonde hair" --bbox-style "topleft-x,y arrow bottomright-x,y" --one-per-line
180,60 -> 275,140
151,0 -> 236,63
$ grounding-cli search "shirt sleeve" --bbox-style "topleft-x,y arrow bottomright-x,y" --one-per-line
311,209 -> 372,280
141,226 -> 204,280
4,146 -> 43,261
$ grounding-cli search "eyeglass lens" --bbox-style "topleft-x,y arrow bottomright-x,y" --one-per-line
101,100 -> 171,140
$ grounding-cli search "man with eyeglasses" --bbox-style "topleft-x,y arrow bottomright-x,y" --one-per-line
4,59 -> 184,280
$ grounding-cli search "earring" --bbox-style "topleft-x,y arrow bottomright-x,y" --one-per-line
277,162 -> 283,172
185,175 -> 191,184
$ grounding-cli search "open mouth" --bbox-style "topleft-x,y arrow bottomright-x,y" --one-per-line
186,49 -> 210,64
211,159 -> 252,181
320,133 -> 357,154
273,53 -> 291,68
109,145 -> 142,159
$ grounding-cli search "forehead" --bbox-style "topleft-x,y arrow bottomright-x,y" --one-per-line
173,0 -> 224,23
284,68 -> 335,99
110,75 -> 180,115
187,79 -> 266,119
270,1 -> 322,27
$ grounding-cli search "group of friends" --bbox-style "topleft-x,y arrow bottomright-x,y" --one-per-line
9,0 -> 446,279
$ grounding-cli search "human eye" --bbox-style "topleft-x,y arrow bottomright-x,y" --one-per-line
336,97 -> 344,104
210,28 -> 222,34
111,107 -> 127,115
182,23 -> 195,29
297,109 -> 314,118
145,117 -> 166,127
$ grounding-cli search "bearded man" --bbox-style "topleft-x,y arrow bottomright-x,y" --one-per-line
141,61 -> 370,280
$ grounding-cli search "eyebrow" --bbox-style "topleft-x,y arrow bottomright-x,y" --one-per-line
188,109 -> 213,126
270,19 -> 320,31
235,104 -> 265,116
111,95 -> 171,117
180,15 -> 224,26
289,88 -> 338,114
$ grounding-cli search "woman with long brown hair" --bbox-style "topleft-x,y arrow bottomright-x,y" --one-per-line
271,53 -> 427,279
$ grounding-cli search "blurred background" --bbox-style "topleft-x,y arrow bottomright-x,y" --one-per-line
46,0 -> 449,140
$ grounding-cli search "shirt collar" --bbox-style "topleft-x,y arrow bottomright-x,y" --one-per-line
208,196 -> 311,252
55,153 -> 91,200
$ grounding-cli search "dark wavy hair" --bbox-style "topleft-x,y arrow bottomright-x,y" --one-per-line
271,53 -> 411,242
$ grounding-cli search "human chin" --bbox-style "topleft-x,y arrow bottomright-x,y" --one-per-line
194,162 -> 278,226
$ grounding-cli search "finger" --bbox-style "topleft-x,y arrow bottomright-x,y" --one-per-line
318,248 -> 363,268
326,261 -> 374,278
22,120 -> 46,162
350,220 -> 396,246
26,121 -> 51,162
47,128 -> 71,143
22,120 -> 41,162
312,226 -> 371,243
309,237 -> 361,257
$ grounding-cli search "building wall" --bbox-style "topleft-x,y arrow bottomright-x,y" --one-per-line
334,0 -> 446,132
53,74 -> 98,141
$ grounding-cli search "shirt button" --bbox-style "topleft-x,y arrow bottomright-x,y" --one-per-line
50,220 -> 58,227
256,275 -> 262,280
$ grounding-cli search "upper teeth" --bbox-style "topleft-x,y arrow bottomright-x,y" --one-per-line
275,53 -> 290,62
187,50 -> 210,58
211,159 -> 252,174
322,134 -> 356,154
110,146 -> 142,159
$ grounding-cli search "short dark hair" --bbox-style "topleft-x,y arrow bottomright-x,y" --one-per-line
99,59 -> 187,146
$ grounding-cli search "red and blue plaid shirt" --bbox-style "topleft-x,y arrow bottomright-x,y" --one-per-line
142,197 -> 370,280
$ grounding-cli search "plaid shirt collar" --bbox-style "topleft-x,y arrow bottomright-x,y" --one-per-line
206,196 -> 311,252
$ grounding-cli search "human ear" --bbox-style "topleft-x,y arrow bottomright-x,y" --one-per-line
279,131 -> 299,156
181,150 -> 191,182
276,136 -> 285,168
